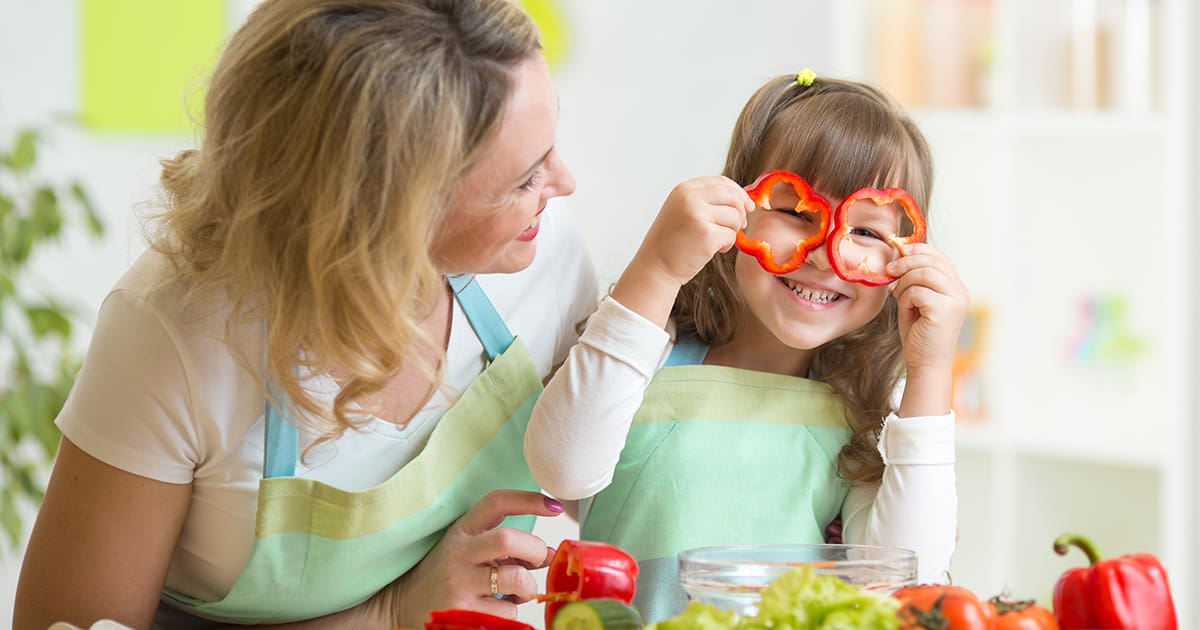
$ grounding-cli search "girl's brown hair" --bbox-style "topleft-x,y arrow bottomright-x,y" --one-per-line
152,0 -> 540,441
673,75 -> 934,483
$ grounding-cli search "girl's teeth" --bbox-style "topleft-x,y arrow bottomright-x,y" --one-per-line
526,215 -> 540,230
782,278 -> 838,303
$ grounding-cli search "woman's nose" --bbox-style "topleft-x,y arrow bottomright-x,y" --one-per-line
543,149 -> 576,198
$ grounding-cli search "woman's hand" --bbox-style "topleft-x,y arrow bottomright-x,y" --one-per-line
376,489 -> 565,628
612,176 -> 754,328
886,243 -> 969,417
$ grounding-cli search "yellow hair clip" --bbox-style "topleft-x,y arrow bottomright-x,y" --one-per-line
796,68 -> 817,87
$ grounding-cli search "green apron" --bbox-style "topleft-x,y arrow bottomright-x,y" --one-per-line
579,338 -> 852,623
159,274 -> 543,625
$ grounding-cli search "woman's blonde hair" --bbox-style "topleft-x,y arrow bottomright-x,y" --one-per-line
153,0 -> 540,440
673,75 -> 934,483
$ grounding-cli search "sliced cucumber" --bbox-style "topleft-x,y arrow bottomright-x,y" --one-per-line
551,598 -> 643,630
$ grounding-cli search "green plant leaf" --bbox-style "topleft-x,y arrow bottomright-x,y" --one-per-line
15,465 -> 42,499
25,305 -> 73,339
0,273 -> 14,306
0,193 -> 14,224
8,129 -> 38,173
70,181 -> 105,237
0,123 -> 103,548
32,187 -> 63,239
11,216 -> 35,265
0,488 -> 20,547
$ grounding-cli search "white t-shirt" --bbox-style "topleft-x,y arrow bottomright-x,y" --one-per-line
525,297 -> 958,583
57,200 -> 599,603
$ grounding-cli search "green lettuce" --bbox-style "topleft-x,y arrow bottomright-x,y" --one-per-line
647,566 -> 900,630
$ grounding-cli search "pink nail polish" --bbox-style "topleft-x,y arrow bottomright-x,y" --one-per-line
543,496 -> 564,513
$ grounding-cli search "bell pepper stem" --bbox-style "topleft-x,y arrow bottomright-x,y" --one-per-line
1053,533 -> 1104,566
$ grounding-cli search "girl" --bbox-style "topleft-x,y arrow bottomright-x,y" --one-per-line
525,72 -> 965,621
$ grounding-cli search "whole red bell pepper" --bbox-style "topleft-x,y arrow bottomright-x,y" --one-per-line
539,539 -> 638,627
827,186 -> 926,286
1052,533 -> 1178,630
423,609 -> 533,630
734,170 -> 831,275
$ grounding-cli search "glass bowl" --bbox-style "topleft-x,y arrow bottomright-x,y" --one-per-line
677,543 -> 918,616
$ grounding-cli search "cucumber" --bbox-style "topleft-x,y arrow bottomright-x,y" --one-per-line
550,598 -> 643,630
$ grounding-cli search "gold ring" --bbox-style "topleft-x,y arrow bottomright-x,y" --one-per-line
489,565 -> 499,596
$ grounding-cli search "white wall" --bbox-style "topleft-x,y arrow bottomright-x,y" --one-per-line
0,1 -> 831,624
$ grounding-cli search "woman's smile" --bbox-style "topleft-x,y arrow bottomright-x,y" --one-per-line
516,208 -> 544,241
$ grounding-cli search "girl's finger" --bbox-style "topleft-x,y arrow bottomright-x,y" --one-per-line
886,252 -> 946,278
890,265 -> 958,299
702,176 -> 757,216
900,242 -> 949,261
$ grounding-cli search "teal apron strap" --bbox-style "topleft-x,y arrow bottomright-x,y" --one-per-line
262,275 -> 516,478
447,273 -> 515,361
662,335 -> 708,367
263,399 -> 299,479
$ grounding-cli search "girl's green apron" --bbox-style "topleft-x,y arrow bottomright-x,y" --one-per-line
579,338 -> 853,623
159,275 -> 543,625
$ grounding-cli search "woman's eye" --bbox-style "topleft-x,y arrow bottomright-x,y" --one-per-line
518,169 -> 544,192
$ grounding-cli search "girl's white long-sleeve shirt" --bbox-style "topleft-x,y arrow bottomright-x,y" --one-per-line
525,296 -> 958,583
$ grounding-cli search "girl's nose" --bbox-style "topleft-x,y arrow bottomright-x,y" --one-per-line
542,149 -> 576,199
805,241 -> 834,271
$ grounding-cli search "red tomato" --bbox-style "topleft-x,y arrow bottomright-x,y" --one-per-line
989,596 -> 1059,630
893,584 -> 996,630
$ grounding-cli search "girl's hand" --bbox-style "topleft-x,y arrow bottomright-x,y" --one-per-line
886,243 -> 969,416
638,176 -> 754,286
612,176 -> 754,327
375,490 -> 564,627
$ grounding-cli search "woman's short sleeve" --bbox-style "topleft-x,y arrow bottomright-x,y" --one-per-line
56,288 -> 202,484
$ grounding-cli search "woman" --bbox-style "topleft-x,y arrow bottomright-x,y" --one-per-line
14,1 -> 597,628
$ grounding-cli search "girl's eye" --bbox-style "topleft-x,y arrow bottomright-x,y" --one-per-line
778,207 -> 814,222
850,226 -> 884,240
518,169 -> 544,192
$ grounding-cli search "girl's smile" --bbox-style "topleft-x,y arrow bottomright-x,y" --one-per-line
777,275 -> 845,310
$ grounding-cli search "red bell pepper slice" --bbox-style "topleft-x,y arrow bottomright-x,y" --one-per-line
827,187 -> 926,287
1052,533 -> 1178,630
538,539 -> 638,627
423,609 -> 533,630
734,170 -> 832,275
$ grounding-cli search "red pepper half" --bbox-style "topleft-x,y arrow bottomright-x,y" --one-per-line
733,170 -> 832,275
1052,533 -> 1178,630
538,539 -> 638,627
827,187 -> 926,286
423,609 -> 533,630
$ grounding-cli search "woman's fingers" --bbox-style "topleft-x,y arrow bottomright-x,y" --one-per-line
487,563 -> 539,602
473,593 -> 520,619
468,525 -> 556,569
454,490 -> 563,535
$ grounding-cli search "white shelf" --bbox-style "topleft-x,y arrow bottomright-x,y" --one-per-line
910,108 -> 1170,137
833,0 -> 1193,621
958,423 -> 1164,469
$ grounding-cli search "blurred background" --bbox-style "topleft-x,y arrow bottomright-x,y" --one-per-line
0,0 -> 1196,626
